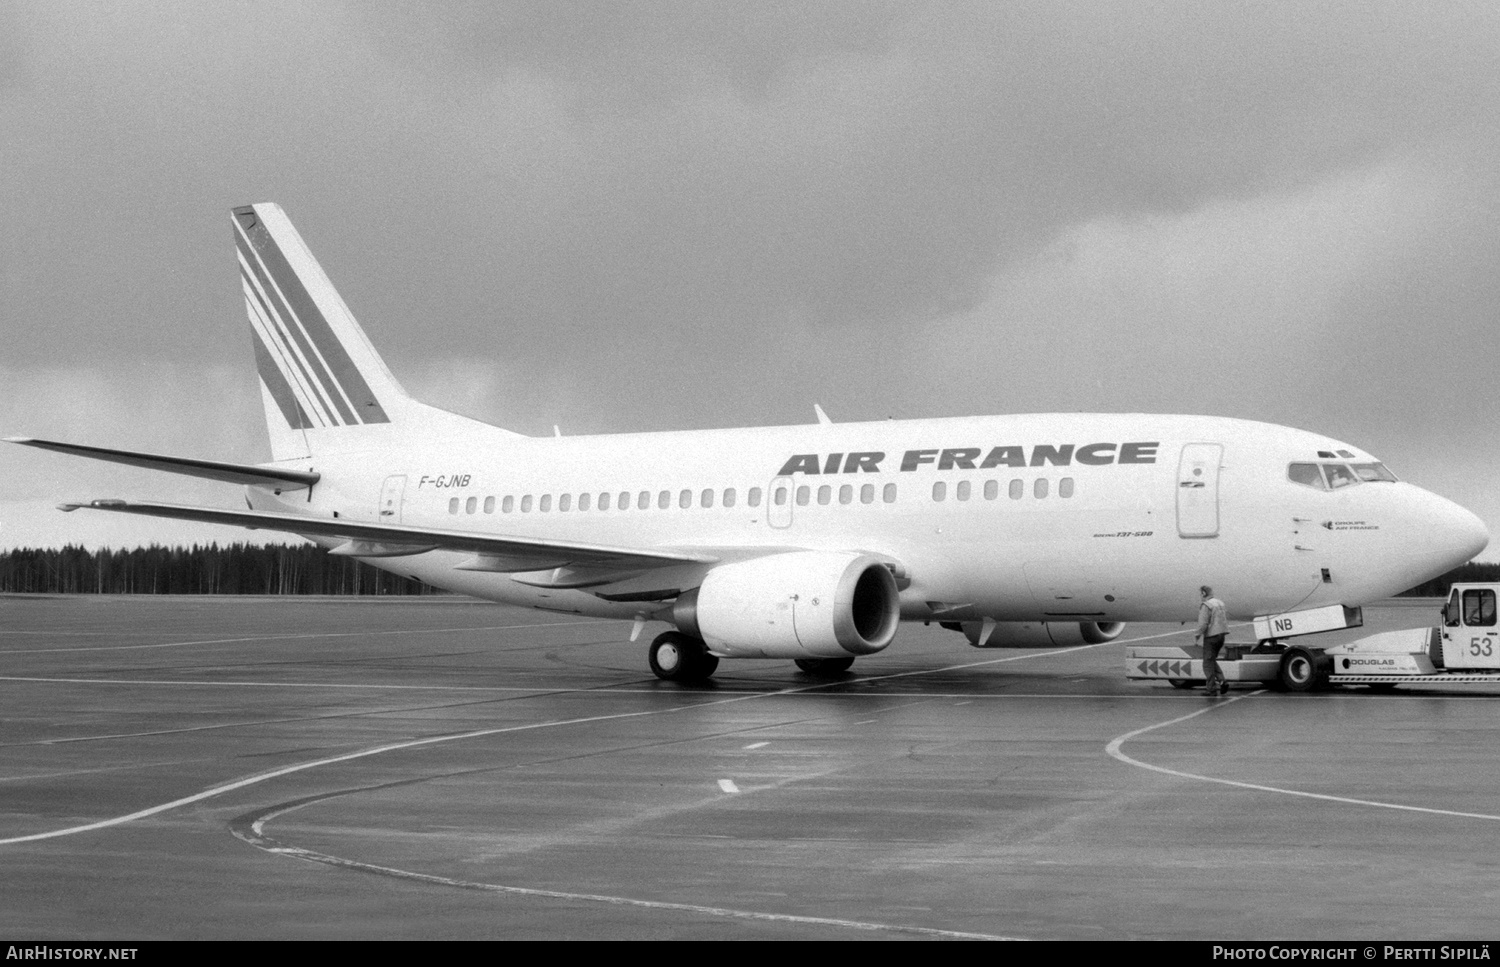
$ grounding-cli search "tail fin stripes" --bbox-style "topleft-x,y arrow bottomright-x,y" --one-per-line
233,204 -> 394,429
249,332 -> 312,431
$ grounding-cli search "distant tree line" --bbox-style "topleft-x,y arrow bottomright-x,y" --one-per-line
0,543 -> 1492,597
0,543 -> 441,595
1396,561 -> 1500,597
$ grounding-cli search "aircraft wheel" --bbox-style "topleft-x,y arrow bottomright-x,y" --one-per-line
649,632 -> 716,682
794,657 -> 855,676
1167,678 -> 1196,689
1279,646 -> 1330,692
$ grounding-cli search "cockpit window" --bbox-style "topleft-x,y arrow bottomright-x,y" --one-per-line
1462,589 -> 1496,627
1351,462 -> 1398,482
1287,463 -> 1327,490
1323,464 -> 1359,489
1290,461 -> 1396,491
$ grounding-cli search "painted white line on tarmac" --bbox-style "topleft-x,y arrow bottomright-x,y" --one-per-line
717,779 -> 740,794
1105,693 -> 1500,823
743,741 -> 769,749
239,823 -> 1019,940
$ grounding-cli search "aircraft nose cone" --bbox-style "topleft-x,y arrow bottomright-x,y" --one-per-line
1420,491 -> 1489,569
1453,504 -> 1490,561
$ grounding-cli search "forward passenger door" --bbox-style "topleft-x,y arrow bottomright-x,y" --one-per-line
1176,444 -> 1222,538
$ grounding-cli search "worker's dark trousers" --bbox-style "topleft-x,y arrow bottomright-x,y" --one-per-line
1203,634 -> 1227,691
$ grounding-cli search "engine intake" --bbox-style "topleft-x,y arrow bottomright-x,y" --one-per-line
674,551 -> 901,659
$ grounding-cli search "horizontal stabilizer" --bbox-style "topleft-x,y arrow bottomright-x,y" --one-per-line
6,437 -> 319,490
58,499 -> 718,572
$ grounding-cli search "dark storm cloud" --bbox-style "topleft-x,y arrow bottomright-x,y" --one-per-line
2,1 -> 1498,548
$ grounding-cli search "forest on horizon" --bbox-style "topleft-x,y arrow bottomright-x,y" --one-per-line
0,543 -> 1495,598
0,543 -> 438,595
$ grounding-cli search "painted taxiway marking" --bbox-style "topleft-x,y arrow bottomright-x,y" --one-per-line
718,779 -> 741,794
1105,694 -> 1500,823
235,812 -> 1018,940
743,741 -> 769,749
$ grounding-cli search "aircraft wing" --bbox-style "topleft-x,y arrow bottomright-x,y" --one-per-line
6,437 -> 319,490
60,499 -> 718,571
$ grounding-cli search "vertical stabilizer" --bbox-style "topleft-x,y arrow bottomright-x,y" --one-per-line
233,203 -> 409,460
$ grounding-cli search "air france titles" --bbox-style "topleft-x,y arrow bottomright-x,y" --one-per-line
776,443 -> 1158,476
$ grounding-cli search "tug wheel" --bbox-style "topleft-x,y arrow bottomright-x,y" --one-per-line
1279,646 -> 1331,692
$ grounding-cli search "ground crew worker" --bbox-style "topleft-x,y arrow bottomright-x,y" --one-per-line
1195,585 -> 1229,695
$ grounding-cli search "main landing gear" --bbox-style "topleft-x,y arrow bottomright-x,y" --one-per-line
648,631 -> 719,682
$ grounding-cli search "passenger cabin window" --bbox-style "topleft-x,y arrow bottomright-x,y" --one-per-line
1059,477 -> 1074,498
839,484 -> 853,505
724,488 -> 737,508
448,497 -> 459,514
658,490 -> 670,510
748,487 -> 762,507
882,483 -> 897,503
984,479 -> 998,500
483,496 -> 495,514
1034,478 -> 1048,499
796,485 -> 810,506
861,484 -> 875,504
1009,479 -> 1023,500
539,495 -> 552,512
521,495 -> 533,512
560,494 -> 572,512
679,489 -> 691,509
503,495 -> 515,513
817,485 -> 831,505
1462,589 -> 1496,627
638,491 -> 650,510
773,486 -> 787,507
465,496 -> 477,514
957,480 -> 971,501
701,488 -> 713,508
579,493 -> 591,511
932,481 -> 946,502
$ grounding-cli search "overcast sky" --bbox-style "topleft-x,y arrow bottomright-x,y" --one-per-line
2,1 -> 1497,555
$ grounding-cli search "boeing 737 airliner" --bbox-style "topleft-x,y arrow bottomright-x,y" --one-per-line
8,204 -> 1489,680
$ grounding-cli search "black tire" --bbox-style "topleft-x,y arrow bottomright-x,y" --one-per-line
1279,646 -> 1331,692
1167,679 -> 1196,690
1365,681 -> 1399,692
649,632 -> 716,682
794,657 -> 855,676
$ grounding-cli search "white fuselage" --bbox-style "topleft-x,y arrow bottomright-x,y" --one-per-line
248,411 -> 1488,626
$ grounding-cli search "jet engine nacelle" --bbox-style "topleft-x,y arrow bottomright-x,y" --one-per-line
673,551 -> 901,659
961,620 -> 1126,648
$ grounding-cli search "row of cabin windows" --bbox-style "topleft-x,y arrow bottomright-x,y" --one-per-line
447,476 -> 1075,515
932,477 -> 1075,501
448,483 -> 901,515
